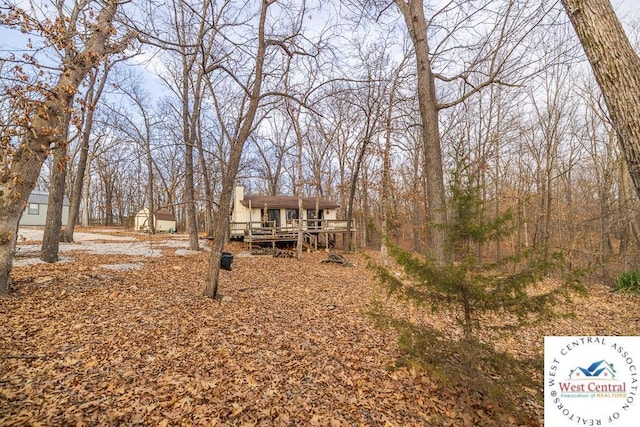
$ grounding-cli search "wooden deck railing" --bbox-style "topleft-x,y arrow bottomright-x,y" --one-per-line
229,219 -> 354,242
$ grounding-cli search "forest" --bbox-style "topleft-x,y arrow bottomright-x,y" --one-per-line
2,0 -> 640,287
2,0 -> 640,425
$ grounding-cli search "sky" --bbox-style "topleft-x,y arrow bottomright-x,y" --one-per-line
0,0 -> 639,99
1,1 -> 639,50
616,0 -> 640,14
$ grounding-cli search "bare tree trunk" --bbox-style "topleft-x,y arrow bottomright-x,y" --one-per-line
145,144 -> 156,234
562,0 -> 640,199
296,129 -> 304,260
41,112 -> 71,263
343,58 -> 386,252
184,133 -> 199,246
620,155 -> 640,248
196,132 -> 215,237
360,168 -> 369,249
543,152 -> 554,268
492,90 -> 503,262
203,0 -> 272,298
182,66 -> 200,248
409,135 -> 423,253
0,214 -> 21,295
65,65 -> 109,242
381,93 -> 394,265
82,164 -> 91,227
297,195 -> 304,259
283,72 -> 305,260
65,115 -> 91,241
394,0 -> 448,264
0,1 -> 123,295
173,0 -> 213,250
103,173 -> 115,226
344,138 -> 369,253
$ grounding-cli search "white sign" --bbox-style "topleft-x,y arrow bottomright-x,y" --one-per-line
545,336 -> 640,426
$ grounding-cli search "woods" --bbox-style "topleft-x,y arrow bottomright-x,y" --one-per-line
3,0 -> 639,289
2,0 -> 640,423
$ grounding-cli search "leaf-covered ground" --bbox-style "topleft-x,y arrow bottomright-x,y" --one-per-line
1,229 -> 639,426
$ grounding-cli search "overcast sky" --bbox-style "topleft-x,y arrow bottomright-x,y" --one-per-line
0,0 -> 638,100
616,0 -> 640,15
1,1 -> 638,53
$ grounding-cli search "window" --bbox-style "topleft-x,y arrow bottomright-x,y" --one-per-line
286,209 -> 299,220
28,203 -> 39,215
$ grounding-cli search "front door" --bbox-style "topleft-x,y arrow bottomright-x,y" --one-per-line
268,209 -> 281,228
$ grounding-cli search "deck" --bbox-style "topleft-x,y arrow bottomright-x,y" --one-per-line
229,219 -> 355,247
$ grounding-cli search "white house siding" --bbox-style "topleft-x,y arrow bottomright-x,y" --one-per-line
134,208 -> 152,231
323,210 -> 337,220
231,186 -> 340,228
134,208 -> 177,232
155,219 -> 175,232
19,191 -> 70,226
231,186 -> 253,224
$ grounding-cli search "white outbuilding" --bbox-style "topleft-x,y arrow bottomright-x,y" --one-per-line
134,208 -> 177,232
19,191 -> 70,226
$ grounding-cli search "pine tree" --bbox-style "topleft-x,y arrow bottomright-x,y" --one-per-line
372,165 -> 578,342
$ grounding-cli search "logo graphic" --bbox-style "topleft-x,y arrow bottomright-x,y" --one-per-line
570,360 -> 616,379
545,337 -> 640,427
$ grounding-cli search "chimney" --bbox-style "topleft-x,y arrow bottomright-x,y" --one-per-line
234,186 -> 244,204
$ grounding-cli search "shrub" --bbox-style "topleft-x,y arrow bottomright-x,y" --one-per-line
614,270 -> 640,294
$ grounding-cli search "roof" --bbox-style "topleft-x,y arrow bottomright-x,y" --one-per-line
29,190 -> 70,206
241,195 -> 340,210
154,209 -> 176,221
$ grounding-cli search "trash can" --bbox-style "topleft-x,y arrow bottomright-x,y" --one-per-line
220,252 -> 234,271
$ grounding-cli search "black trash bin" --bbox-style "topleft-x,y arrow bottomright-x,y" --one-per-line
220,252 -> 234,271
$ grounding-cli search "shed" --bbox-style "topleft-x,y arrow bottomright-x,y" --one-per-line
134,208 -> 177,232
19,190 -> 70,226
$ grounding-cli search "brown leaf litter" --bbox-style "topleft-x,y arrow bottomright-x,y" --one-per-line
1,231 -> 639,426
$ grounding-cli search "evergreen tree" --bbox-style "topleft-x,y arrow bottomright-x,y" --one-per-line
372,163 -> 579,341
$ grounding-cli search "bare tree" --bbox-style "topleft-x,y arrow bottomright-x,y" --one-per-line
342,41 -> 388,252
526,59 -> 576,266
312,81 -> 361,215
346,0 -> 555,263
0,0 -> 131,295
203,0 -> 275,298
391,0 -> 447,263
380,55 -> 409,265
109,75 -> 161,233
249,126 -> 295,196
201,0 -> 330,296
167,0 -> 219,249
281,51 -> 323,259
561,0 -> 640,199
64,63 -> 112,242
40,109 -> 74,263
283,82 -> 308,260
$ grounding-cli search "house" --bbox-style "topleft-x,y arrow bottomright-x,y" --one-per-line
230,186 -> 351,247
231,186 -> 339,228
19,190 -> 70,226
134,208 -> 177,232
